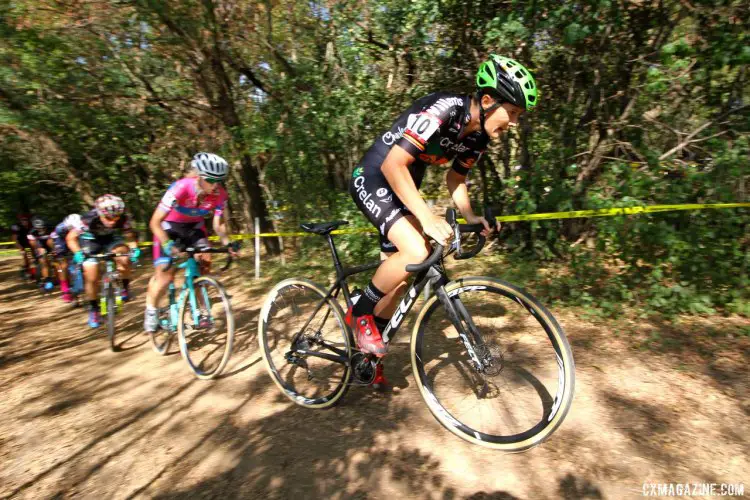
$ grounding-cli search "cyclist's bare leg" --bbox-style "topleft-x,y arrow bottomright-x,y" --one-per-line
112,244 -> 131,280
197,253 -> 212,275
146,265 -> 178,308
31,241 -> 51,279
48,239 -> 69,283
83,262 -> 101,300
371,215 -> 430,317
195,253 -> 212,311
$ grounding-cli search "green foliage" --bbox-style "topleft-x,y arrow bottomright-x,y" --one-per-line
0,0 -> 747,319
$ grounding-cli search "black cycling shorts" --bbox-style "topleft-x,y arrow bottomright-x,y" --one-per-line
152,220 -> 208,266
349,165 -> 412,253
79,234 -> 126,263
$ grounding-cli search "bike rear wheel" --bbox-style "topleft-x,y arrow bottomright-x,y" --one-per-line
177,276 -> 234,379
259,278 -> 352,409
411,276 -> 575,451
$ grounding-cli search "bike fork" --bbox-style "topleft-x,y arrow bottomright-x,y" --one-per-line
435,287 -> 484,370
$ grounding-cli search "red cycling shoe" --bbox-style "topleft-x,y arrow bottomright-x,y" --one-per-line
345,307 -> 388,357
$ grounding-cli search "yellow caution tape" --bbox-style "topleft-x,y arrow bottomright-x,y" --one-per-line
487,202 -> 750,223
1,203 -> 747,245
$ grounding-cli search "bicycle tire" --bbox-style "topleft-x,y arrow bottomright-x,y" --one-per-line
259,278 -> 352,409
107,285 -> 117,352
410,276 -> 575,452
149,307 -> 174,355
177,276 -> 234,379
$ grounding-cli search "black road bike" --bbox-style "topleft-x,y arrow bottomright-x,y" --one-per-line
258,209 -> 575,451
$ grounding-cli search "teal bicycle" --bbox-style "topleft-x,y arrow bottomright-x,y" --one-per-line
149,245 -> 237,379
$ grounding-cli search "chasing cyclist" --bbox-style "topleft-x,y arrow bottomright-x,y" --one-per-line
143,152 -> 238,333
11,214 -> 34,279
50,214 -> 82,303
27,216 -> 56,292
65,195 -> 140,328
347,55 -> 537,386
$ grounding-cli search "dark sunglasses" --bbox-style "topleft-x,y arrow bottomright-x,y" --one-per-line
202,177 -> 223,184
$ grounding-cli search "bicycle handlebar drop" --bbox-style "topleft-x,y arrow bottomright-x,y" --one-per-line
405,207 -> 496,273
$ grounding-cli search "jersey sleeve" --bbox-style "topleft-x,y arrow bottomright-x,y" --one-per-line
451,132 -> 487,176
76,211 -> 94,233
396,98 -> 456,158
451,150 -> 483,176
158,182 -> 181,213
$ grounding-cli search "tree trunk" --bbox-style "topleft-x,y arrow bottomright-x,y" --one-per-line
239,154 -> 280,254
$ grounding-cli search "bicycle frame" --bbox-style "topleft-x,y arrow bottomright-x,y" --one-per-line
167,256 -> 213,330
288,233 -> 484,366
98,258 -> 122,315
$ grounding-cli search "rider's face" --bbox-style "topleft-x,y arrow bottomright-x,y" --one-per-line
483,99 -> 524,139
100,215 -> 120,227
198,177 -> 220,193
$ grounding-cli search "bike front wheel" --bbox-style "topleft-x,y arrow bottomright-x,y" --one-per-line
411,276 -> 575,452
149,307 -> 174,355
106,286 -> 117,352
177,276 -> 234,379
258,278 -> 352,409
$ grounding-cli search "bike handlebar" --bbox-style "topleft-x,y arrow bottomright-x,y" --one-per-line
163,242 -> 240,272
404,208 -> 496,273
86,252 -> 132,260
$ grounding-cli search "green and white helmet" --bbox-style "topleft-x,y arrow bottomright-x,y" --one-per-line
476,55 -> 538,111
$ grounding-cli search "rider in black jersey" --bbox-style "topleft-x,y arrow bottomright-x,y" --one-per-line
66,195 -> 140,328
28,216 -> 56,292
11,214 -> 33,278
347,55 -> 538,387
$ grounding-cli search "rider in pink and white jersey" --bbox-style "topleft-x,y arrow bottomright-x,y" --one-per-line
151,176 -> 229,264
143,153 -> 237,333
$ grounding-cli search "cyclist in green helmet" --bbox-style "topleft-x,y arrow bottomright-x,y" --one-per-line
347,55 -> 538,387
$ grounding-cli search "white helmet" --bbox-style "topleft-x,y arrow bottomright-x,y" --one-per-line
95,194 -> 126,218
192,152 -> 229,181
64,213 -> 82,230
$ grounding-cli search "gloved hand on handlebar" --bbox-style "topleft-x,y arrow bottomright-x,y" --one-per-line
73,250 -> 86,264
163,239 -> 179,257
129,247 -> 141,263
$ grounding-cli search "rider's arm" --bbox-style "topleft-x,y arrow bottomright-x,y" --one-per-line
446,169 -> 477,220
149,209 -> 171,246
213,213 -> 231,247
381,146 -> 433,223
125,230 -> 138,250
66,229 -> 82,253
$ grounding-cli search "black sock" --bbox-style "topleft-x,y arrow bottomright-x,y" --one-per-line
89,300 -> 98,311
352,282 -> 386,316
122,279 -> 130,292
374,316 -> 389,333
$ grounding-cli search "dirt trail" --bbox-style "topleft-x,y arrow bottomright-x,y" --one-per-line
1,257 -> 748,499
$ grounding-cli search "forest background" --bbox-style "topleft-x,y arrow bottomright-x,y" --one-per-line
1,0 -> 747,317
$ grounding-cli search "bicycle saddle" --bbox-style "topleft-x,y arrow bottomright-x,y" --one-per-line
300,220 -> 349,235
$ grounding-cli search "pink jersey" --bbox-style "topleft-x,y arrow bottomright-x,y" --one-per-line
158,177 -> 228,224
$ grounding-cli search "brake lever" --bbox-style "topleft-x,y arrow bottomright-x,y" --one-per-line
445,208 -> 461,255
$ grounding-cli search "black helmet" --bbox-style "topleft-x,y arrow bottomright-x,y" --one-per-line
31,216 -> 47,230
